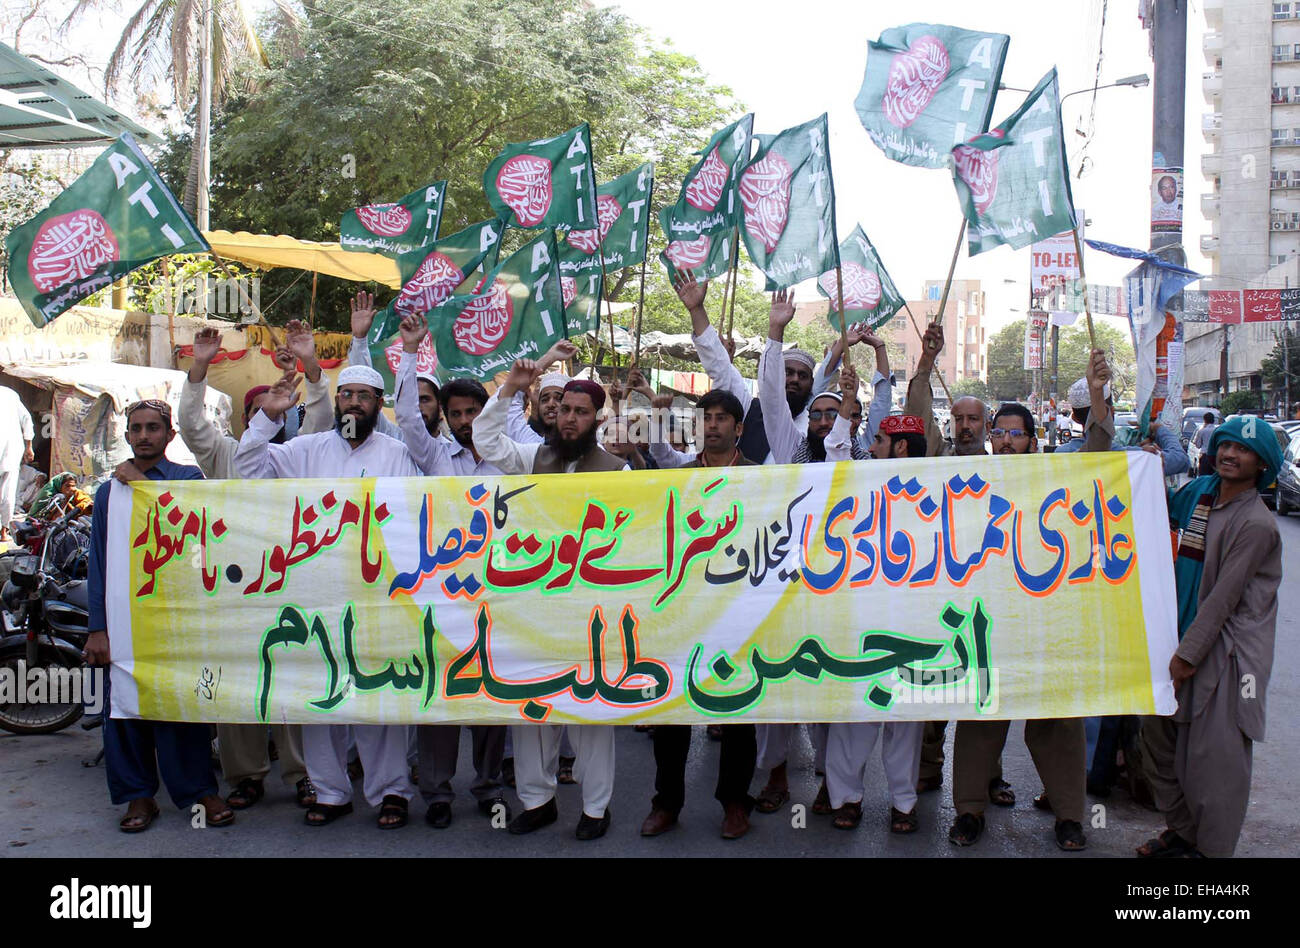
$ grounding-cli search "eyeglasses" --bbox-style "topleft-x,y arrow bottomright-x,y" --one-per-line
338,389 -> 378,404
807,410 -> 839,421
990,428 -> 1029,440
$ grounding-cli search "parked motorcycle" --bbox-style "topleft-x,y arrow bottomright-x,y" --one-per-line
0,496 -> 93,734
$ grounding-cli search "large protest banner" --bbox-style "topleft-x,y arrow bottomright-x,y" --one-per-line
105,452 -> 1178,726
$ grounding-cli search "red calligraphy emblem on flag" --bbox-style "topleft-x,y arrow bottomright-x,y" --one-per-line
453,278 -> 514,355
28,209 -> 120,294
565,195 -> 623,255
664,235 -> 710,269
739,153 -> 794,253
495,155 -> 554,227
394,251 -> 464,318
685,146 -> 729,211
561,277 -> 578,308
953,143 -> 1000,214
354,203 -> 413,237
882,36 -> 950,128
384,331 -> 437,375
818,263 -> 882,311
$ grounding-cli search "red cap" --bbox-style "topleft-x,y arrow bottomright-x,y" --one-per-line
879,414 -> 924,436
244,385 -> 271,416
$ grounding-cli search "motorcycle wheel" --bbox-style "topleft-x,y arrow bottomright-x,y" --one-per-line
0,646 -> 87,735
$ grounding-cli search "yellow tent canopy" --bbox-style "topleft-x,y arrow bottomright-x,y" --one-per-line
203,230 -> 402,288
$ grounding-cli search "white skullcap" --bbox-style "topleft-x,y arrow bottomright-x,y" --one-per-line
1068,377 -> 1109,408
538,372 -> 571,393
339,365 -> 385,392
783,348 -> 816,372
416,372 -> 440,390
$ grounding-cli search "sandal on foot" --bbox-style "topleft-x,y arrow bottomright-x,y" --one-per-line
118,800 -> 159,834
890,806 -> 919,834
377,794 -> 409,829
1136,828 -> 1192,858
754,785 -> 789,814
948,812 -> 985,846
226,777 -> 264,810
988,778 -> 1015,807
304,801 -> 353,827
199,795 -> 235,828
1055,819 -> 1087,851
295,777 -> 317,809
832,801 -> 863,830
1032,791 -> 1051,812
812,780 -> 832,815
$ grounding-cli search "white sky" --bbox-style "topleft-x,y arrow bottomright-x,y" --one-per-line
599,0 -> 1210,331
17,0 -> 1211,335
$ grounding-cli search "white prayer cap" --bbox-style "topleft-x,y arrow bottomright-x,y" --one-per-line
416,372 -> 440,390
539,372 -> 571,393
1068,376 -> 1108,408
783,348 -> 816,372
339,365 -> 385,392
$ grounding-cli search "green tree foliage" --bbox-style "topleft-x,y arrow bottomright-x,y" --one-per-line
985,318 -> 1135,403
1261,327 -> 1300,405
0,158 -> 64,288
1220,390 -> 1262,415
152,0 -> 739,332
950,377 -> 990,401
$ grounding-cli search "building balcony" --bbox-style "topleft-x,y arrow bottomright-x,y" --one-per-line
1203,71 -> 1222,102
1202,113 -> 1221,141
1271,216 -> 1300,231
1202,193 -> 1220,216
1204,32 -> 1223,63
1205,0 -> 1222,27
1203,152 -> 1225,176
1201,234 -> 1220,255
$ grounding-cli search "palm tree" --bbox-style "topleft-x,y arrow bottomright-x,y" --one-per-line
61,0 -> 286,225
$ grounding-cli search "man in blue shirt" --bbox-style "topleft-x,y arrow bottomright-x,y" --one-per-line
84,399 -> 234,833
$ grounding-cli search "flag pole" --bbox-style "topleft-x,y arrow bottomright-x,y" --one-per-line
724,238 -> 741,347
719,226 -> 740,340
210,251 -> 278,346
598,246 -> 619,375
932,218 -> 968,326
1070,228 -> 1099,350
632,243 -> 649,367
901,301 -> 953,404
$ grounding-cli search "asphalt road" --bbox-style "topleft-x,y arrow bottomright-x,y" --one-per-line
3,514 -> 1297,859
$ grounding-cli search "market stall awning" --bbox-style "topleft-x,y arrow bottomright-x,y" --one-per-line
0,42 -> 157,148
204,230 -> 402,287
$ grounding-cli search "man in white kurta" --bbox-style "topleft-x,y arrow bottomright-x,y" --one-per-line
0,384 -> 35,541
234,365 -> 420,828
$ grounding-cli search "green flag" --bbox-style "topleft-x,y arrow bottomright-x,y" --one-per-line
951,68 -> 1077,257
483,123 -> 597,230
659,114 -> 753,281
739,114 -> 838,290
816,225 -> 906,331
855,24 -> 1009,169
559,162 -> 654,336
430,232 -> 565,384
339,181 -> 446,257
5,133 -> 209,327
367,218 -> 505,387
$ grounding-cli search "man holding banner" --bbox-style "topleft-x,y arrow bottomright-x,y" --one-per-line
234,367 -> 422,829
473,359 -> 627,840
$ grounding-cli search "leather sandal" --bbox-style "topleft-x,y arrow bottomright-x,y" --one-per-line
304,801 -> 353,827
377,794 -> 409,829
832,801 -> 863,830
890,806 -> 919,834
118,799 -> 159,834
226,777 -> 264,810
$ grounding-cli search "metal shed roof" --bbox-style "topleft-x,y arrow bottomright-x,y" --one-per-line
0,41 -> 158,149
